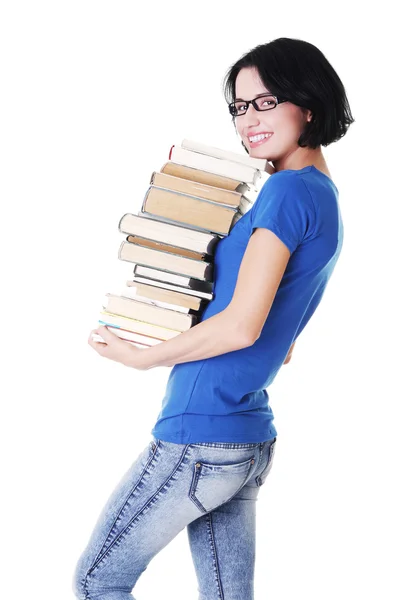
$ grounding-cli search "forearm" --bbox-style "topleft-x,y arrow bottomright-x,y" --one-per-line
130,307 -> 253,370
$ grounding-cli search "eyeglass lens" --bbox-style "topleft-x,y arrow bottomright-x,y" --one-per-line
231,95 -> 277,115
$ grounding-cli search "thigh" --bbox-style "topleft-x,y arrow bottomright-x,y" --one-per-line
73,437 -> 199,598
73,437 -> 260,599
186,437 -> 277,600
187,483 -> 260,600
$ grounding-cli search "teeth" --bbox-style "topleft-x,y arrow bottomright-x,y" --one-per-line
249,133 -> 272,142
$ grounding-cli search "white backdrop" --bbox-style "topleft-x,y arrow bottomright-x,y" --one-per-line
1,1 -> 398,599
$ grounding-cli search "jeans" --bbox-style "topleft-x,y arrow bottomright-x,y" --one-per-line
72,435 -> 277,600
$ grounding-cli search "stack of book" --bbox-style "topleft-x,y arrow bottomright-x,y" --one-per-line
93,139 -> 273,348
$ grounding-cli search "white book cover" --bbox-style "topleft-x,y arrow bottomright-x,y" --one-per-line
127,276 -> 213,300
105,291 -> 190,314
170,146 -> 262,186
118,212 -> 217,254
181,138 -> 274,173
91,332 -> 152,348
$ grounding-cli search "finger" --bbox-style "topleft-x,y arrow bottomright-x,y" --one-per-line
97,325 -> 119,341
88,331 -> 107,347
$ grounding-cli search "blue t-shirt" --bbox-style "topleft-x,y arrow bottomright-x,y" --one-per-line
151,166 -> 343,444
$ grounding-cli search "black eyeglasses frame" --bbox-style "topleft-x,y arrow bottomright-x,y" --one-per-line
228,94 -> 288,117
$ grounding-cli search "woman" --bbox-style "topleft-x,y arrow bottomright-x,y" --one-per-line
73,37 -> 354,599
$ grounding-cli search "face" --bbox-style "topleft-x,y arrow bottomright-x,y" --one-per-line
234,67 -> 312,169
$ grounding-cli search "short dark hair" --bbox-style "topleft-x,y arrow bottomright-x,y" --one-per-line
222,37 -> 355,150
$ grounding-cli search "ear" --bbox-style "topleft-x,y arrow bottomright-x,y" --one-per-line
306,109 -> 313,123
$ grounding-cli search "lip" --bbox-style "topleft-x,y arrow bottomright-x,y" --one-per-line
248,132 -> 274,148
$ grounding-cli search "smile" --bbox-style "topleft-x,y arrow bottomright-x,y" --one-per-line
248,133 -> 273,147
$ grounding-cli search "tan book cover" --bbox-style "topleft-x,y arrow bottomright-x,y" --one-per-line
160,162 -> 250,192
141,187 -> 236,236
103,294 -> 196,332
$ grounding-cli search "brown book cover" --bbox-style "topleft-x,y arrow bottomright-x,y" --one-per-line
118,240 -> 214,282
160,161 -> 251,193
125,235 -> 208,261
141,186 -> 237,236
150,171 -> 241,207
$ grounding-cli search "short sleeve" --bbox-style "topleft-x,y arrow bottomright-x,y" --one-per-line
250,172 -> 316,255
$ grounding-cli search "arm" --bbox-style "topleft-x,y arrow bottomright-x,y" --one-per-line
128,227 -> 291,370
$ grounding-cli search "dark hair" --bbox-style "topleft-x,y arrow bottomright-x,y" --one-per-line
223,37 -> 355,150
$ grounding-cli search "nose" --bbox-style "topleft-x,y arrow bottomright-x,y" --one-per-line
242,103 -> 261,129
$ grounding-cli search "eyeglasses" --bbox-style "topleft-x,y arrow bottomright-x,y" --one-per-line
228,94 -> 288,117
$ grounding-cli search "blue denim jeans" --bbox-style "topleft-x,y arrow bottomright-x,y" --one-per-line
72,435 -> 277,600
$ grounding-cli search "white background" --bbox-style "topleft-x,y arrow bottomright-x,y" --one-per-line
1,1 -> 398,599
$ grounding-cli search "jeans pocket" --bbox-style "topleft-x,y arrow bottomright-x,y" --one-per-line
189,454 -> 255,513
256,439 -> 277,487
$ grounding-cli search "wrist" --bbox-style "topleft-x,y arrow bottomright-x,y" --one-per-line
126,345 -> 151,370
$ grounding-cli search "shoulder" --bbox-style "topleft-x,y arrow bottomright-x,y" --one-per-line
259,169 -> 312,196
253,169 -> 315,216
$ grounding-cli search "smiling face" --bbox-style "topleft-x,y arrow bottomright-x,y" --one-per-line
234,66 -> 313,171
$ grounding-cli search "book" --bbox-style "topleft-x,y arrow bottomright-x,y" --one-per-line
118,240 -> 214,282
118,212 -> 219,254
98,310 -> 181,341
150,171 -> 243,207
121,280 -> 205,311
103,294 -> 197,332
91,332 -> 153,348
160,161 -> 252,193
125,235 -> 208,261
132,264 -> 213,294
126,277 -> 212,301
180,138 -> 274,173
127,267 -> 213,300
141,186 -> 237,235
93,139 -> 268,345
169,146 -> 262,185
118,290 -> 191,314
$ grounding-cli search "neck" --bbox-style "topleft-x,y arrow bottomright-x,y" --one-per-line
272,146 -> 329,174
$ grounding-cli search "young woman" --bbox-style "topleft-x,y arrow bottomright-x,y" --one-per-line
73,38 -> 354,600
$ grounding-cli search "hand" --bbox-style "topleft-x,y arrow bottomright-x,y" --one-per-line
88,325 -> 147,370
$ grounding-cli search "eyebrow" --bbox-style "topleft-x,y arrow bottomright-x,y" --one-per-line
234,92 -> 272,101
